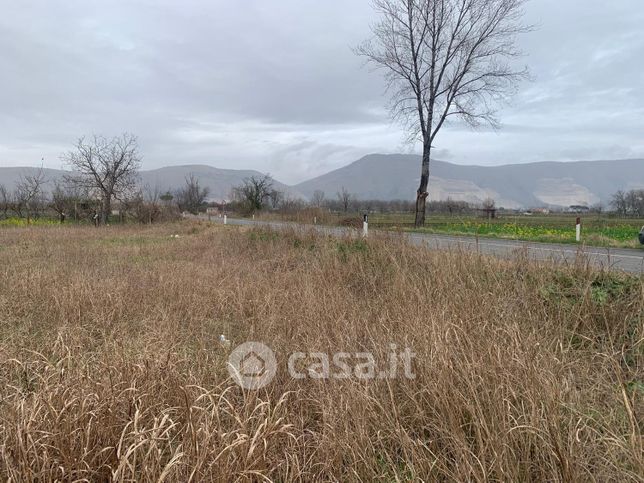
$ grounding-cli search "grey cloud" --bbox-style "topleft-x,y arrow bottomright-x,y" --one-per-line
1,0 -> 643,183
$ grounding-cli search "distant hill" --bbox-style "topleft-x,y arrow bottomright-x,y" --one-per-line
2,156 -> 643,208
139,165 -> 301,201
0,167 -> 69,193
294,154 -> 644,208
0,165 -> 301,202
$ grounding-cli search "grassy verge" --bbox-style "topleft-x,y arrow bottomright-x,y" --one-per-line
0,222 -> 641,480
370,213 -> 644,249
253,212 -> 644,248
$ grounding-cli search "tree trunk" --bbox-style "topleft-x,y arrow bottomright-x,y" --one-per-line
414,143 -> 431,227
101,196 -> 111,226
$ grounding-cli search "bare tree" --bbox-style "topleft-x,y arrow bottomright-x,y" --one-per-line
432,198 -> 472,214
267,188 -> 284,210
50,181 -> 78,223
62,133 -> 141,225
15,168 -> 47,223
357,0 -> 530,226
129,184 -> 165,224
176,175 -> 210,214
143,184 -> 162,223
311,190 -> 326,208
482,196 -> 496,219
482,197 -> 496,210
232,175 -> 276,213
620,189 -> 644,217
337,186 -> 353,213
611,190 -> 627,217
628,190 -> 644,217
0,184 -> 9,219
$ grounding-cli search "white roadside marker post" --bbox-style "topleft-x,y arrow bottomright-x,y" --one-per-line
576,217 -> 581,242
314,216 -> 317,225
363,213 -> 369,238
224,214 -> 227,225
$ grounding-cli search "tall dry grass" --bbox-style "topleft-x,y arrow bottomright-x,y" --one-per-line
0,222 -> 641,481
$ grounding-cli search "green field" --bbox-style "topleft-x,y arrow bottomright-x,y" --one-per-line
259,211 -> 644,248
0,217 -> 60,227
368,213 -> 644,249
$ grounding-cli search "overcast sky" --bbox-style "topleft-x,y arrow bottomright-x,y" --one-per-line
1,0 -> 643,184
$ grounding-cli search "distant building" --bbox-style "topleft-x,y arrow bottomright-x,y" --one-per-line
531,207 -> 550,215
568,205 -> 590,213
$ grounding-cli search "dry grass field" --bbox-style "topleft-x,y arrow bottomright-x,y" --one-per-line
0,222 -> 642,481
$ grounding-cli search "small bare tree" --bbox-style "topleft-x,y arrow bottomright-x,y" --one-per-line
50,181 -> 78,223
311,190 -> 326,208
63,133 -> 141,225
0,185 -> 9,219
482,196 -> 496,220
611,190 -> 627,217
337,186 -> 353,213
267,188 -> 284,210
358,0 -> 530,226
482,197 -> 496,210
15,168 -> 47,223
176,175 -> 210,215
129,185 -> 165,224
233,175 -> 276,213
626,190 -> 644,217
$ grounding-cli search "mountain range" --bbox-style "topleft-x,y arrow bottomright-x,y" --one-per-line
295,155 -> 644,208
1,155 -> 643,208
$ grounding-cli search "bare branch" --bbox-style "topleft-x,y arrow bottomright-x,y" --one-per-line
62,133 -> 141,224
357,0 -> 531,225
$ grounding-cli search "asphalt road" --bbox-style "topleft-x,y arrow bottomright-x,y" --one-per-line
202,215 -> 644,274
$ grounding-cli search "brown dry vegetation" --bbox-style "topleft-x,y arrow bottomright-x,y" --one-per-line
0,222 -> 642,481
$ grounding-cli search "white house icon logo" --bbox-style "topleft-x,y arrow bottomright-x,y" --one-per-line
240,350 -> 266,377
227,342 -> 277,389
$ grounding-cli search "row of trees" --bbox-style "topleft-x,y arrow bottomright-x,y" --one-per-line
307,187 -> 488,215
0,133 -> 290,224
6,133 -> 642,224
0,176 -> 162,225
0,134 -> 215,225
611,189 -> 644,217
0,174 -> 216,225
0,169 -> 48,222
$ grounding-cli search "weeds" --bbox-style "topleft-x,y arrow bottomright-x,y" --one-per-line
0,217 -> 59,227
0,222 -> 641,481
